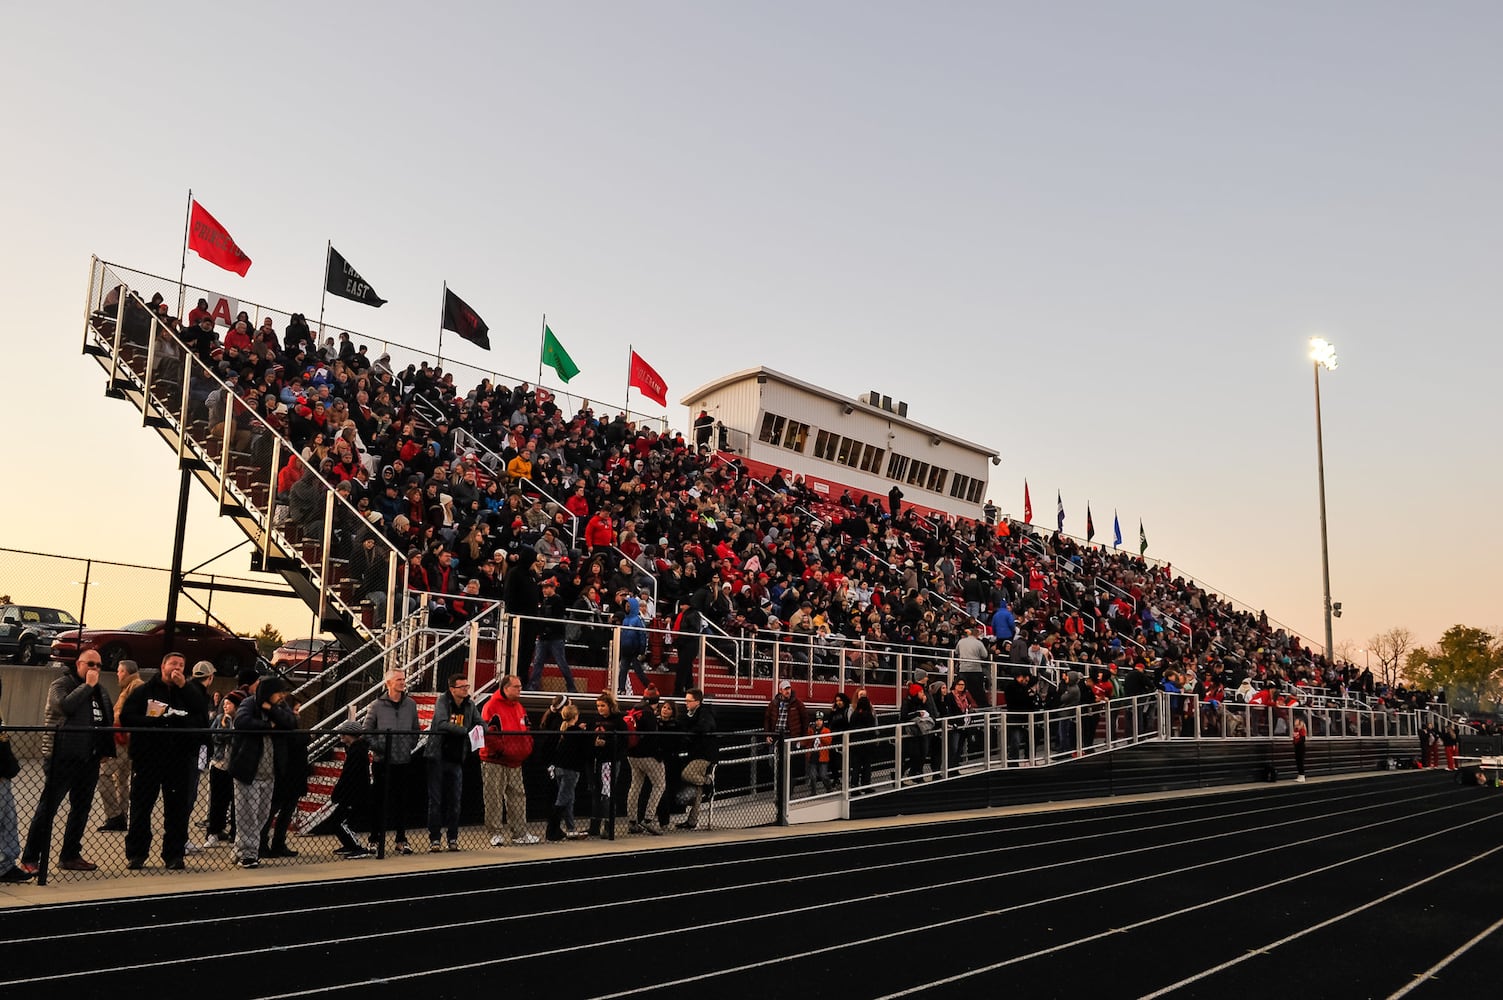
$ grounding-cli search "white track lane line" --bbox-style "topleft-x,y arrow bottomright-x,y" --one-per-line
5,776 -> 1403,917
2,780 -> 1420,948
0,784 -> 1452,990
249,797 -> 1492,1000
1138,843 -> 1503,999
1387,914 -> 1503,999
599,805 -> 1501,1000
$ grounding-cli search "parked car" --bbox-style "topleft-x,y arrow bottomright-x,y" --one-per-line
48,619 -> 258,676
270,638 -> 342,676
0,604 -> 83,664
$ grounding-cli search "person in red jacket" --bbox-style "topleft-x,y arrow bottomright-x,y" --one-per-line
584,510 -> 615,551
480,675 -> 536,846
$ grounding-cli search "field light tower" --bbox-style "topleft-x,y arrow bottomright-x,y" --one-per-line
1310,337 -> 1338,661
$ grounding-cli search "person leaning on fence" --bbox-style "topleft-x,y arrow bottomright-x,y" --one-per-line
427,673 -> 481,853
0,678 -> 34,883
677,688 -> 718,830
230,676 -> 297,869
204,694 -> 237,847
806,713 -> 834,794
549,701 -> 590,841
329,720 -> 374,859
20,651 -> 113,876
120,651 -> 210,871
588,692 -> 627,839
362,668 -> 420,855
764,680 -> 807,795
625,686 -> 665,835
1292,715 -> 1308,782
95,658 -> 142,833
480,675 -> 537,847
848,695 -> 877,789
649,699 -> 681,829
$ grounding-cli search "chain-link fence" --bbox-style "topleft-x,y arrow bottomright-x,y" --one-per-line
0,718 -> 778,885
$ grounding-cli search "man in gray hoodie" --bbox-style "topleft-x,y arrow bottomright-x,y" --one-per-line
363,667 -> 420,855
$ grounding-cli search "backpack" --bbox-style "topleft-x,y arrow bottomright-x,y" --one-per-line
623,708 -> 643,750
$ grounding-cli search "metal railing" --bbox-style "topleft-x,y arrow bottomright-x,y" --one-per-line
781,692 -> 1165,817
84,263 -> 406,643
89,257 -> 670,432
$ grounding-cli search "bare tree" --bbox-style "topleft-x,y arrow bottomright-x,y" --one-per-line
1335,638 -> 1359,665
1367,627 -> 1414,688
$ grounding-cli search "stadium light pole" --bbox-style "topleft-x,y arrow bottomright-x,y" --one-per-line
1309,337 -> 1338,661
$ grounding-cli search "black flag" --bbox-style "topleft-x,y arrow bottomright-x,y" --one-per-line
441,287 -> 490,350
325,246 -> 387,307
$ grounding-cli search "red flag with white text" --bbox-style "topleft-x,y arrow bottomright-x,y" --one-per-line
1023,481 -> 1033,525
628,350 -> 667,406
187,200 -> 252,276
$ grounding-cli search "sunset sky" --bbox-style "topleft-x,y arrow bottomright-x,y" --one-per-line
2,2 -> 1498,654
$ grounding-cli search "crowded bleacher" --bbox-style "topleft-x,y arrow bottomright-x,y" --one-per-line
126,292 -> 1446,717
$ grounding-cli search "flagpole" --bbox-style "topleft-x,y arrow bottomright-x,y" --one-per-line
624,344 -> 632,419
317,240 -> 331,338
437,281 -> 447,370
176,189 -> 192,319
536,313 -> 546,389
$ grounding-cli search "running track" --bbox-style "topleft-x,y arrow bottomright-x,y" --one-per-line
1,770 -> 1499,999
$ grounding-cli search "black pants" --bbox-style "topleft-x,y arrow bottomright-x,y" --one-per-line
265,780 -> 305,849
125,755 -> 197,864
207,766 -> 234,836
23,755 -> 100,865
370,760 -> 412,846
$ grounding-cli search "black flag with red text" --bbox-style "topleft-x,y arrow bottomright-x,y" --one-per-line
442,287 -> 490,350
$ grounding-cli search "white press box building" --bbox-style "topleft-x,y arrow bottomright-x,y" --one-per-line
681,366 -> 999,520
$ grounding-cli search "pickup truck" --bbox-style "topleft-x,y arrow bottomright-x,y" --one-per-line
0,604 -> 83,664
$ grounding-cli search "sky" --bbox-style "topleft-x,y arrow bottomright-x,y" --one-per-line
1,1 -> 1498,654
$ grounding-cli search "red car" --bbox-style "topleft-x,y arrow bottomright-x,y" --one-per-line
270,638 -> 342,677
49,619 -> 258,676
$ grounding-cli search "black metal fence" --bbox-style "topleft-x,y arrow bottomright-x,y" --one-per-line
0,723 -> 781,885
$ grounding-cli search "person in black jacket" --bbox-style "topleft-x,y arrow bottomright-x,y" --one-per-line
121,652 -> 209,870
329,720 -> 373,858
550,702 -> 591,841
625,687 -> 665,835
229,676 -> 297,868
20,652 -> 112,874
263,694 -> 311,858
588,692 -> 626,839
677,689 -> 718,830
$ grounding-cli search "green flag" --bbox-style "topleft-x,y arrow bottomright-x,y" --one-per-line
1139,520 -> 1148,556
541,325 -> 580,383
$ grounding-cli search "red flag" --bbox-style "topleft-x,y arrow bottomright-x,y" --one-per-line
1023,481 -> 1033,524
628,350 -> 667,406
187,200 -> 252,276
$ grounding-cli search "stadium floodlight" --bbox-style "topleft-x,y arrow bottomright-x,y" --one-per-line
1309,337 -> 1338,371
1309,336 -> 1338,660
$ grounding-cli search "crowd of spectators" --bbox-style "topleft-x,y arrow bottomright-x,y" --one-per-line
119,294 -> 1448,719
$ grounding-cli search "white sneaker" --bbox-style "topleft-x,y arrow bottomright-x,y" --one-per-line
203,835 -> 221,848
1296,774 -> 1306,782
183,841 -> 204,855
489,835 -> 506,847
515,833 -> 541,845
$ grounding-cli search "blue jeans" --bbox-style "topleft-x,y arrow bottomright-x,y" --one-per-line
530,638 -> 577,691
426,759 -> 463,842
0,778 -> 18,870
554,767 -> 580,828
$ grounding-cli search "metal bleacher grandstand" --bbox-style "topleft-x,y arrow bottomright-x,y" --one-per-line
78,255 -> 1454,851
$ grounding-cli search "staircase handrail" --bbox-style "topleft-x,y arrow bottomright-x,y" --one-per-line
100,284 -> 407,635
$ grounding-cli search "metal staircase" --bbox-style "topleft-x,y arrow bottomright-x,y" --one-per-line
82,258 -> 407,655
